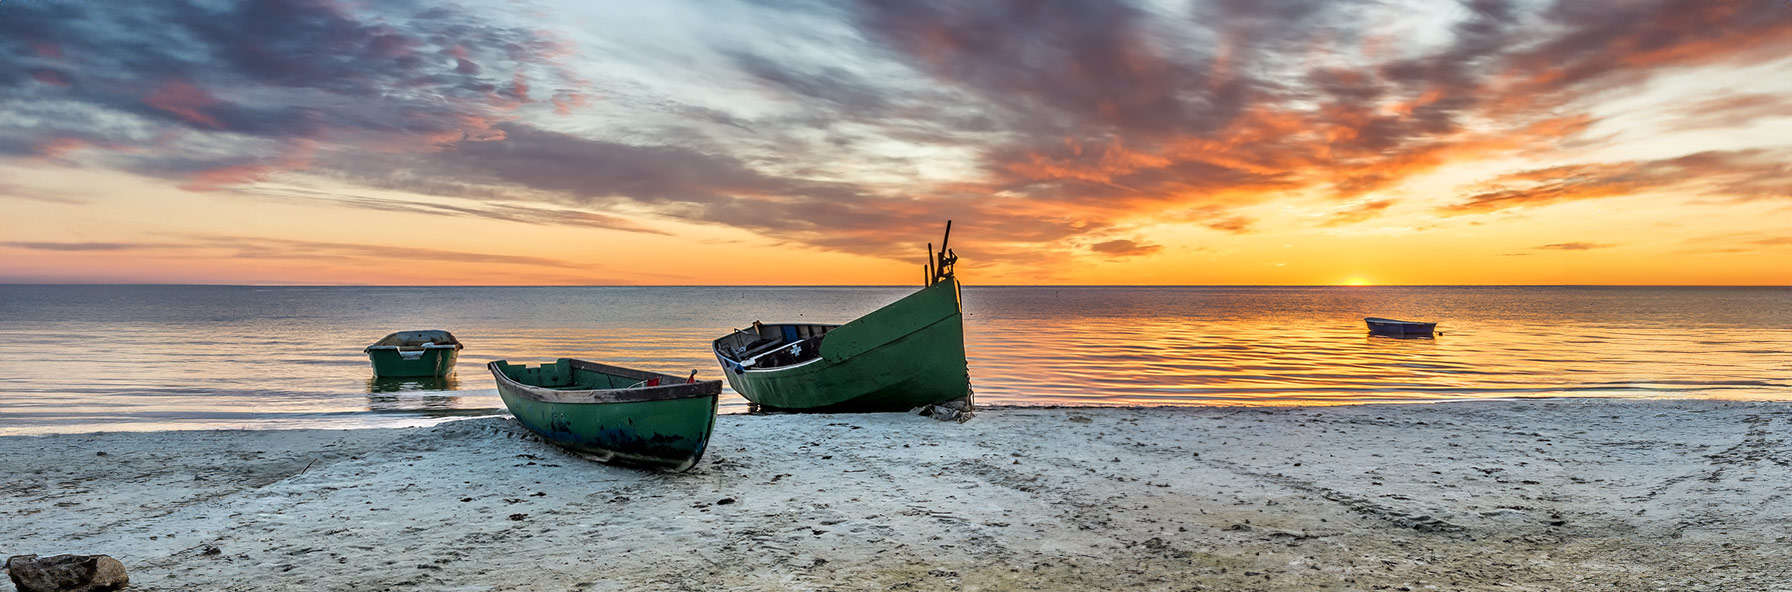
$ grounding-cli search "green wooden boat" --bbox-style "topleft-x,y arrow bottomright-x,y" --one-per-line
713,222 -> 971,412
489,359 -> 721,471
364,330 -> 463,377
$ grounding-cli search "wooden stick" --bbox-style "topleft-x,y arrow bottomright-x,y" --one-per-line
927,242 -> 935,283
939,220 -> 952,261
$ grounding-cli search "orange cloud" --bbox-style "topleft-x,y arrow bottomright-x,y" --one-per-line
1536,242 -> 1615,251
1089,238 -> 1162,258
1443,149 -> 1791,214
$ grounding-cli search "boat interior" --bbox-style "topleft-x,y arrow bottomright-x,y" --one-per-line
714,323 -> 838,371
494,359 -> 676,391
366,330 -> 462,351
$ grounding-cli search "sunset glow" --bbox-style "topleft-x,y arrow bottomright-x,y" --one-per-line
2,0 -> 1789,285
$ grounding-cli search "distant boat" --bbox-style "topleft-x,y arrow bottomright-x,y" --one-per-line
364,330 -> 463,377
1365,317 -> 1437,338
712,222 -> 971,412
489,359 -> 721,471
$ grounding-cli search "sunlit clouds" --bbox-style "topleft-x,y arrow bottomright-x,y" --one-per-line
1,0 -> 1789,285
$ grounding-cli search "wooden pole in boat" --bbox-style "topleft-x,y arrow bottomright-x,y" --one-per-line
937,220 -> 953,282
927,242 -> 935,285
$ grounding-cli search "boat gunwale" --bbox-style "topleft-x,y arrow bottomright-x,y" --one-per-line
711,279 -> 961,371
488,359 -> 722,404
1364,317 -> 1437,326
365,329 -> 465,352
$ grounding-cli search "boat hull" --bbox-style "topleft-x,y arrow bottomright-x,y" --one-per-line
367,347 -> 459,377
1365,318 -> 1437,338
491,361 -> 719,471
720,280 -> 971,412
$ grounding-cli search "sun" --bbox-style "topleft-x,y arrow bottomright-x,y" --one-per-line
1340,276 -> 1373,286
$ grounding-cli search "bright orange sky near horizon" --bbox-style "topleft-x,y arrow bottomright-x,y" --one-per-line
2,0 -> 1789,286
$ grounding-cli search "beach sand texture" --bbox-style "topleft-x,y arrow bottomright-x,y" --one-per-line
4,399 -> 1788,591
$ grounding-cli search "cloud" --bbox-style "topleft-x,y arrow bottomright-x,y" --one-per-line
242,186 -> 672,236
2,241 -> 138,251
1322,199 -> 1395,226
0,0 -> 577,184
1668,93 -> 1792,131
1202,215 -> 1254,234
855,0 -> 1250,139
1496,1 -> 1792,114
1443,149 -> 1792,214
191,236 -> 585,269
2,0 -> 1789,272
1088,238 -> 1163,258
1,236 -> 586,270
0,183 -> 87,205
1535,242 -> 1614,251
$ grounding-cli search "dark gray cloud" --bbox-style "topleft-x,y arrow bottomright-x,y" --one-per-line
855,0 -> 1243,139
0,0 -> 566,174
729,52 -> 893,114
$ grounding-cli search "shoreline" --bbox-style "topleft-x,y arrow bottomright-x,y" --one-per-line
5,399 -> 1789,590
12,393 -> 1792,438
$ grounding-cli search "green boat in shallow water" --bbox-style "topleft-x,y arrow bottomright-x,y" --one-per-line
713,222 -> 971,412
364,330 -> 463,377
489,359 -> 721,471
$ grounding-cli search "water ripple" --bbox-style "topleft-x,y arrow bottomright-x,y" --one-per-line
0,285 -> 1788,434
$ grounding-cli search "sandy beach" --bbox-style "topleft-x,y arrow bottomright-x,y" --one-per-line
4,399 -> 1789,591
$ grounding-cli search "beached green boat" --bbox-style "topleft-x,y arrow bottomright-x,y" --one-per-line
364,330 -> 463,377
489,359 -> 721,471
713,223 -> 971,412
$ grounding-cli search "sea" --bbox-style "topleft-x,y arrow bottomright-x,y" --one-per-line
0,285 -> 1787,435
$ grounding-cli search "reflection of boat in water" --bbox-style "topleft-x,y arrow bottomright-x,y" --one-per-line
1366,317 -> 1438,338
713,222 -> 971,412
367,375 -> 460,394
366,375 -> 500,417
364,330 -> 463,377
490,358 -> 721,471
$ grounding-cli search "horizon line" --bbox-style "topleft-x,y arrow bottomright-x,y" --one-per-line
2,282 -> 1787,289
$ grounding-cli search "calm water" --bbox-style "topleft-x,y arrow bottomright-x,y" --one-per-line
0,285 -> 1787,435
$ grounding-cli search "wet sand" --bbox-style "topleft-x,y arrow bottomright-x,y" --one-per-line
4,399 -> 1789,591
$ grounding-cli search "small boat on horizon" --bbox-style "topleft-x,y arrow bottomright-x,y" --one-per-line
1365,317 -> 1438,338
489,358 -> 721,471
712,222 -> 972,412
364,330 -> 463,377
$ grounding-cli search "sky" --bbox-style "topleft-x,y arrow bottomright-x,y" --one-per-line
1,0 -> 1788,286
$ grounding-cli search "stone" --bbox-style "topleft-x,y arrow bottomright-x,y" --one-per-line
914,397 -> 974,423
6,554 -> 129,592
